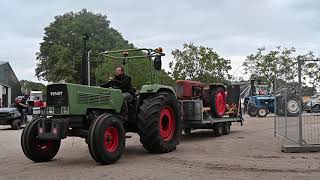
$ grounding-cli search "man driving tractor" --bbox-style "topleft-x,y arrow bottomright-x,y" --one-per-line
100,66 -> 135,112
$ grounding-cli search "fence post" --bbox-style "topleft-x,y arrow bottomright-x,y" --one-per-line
298,59 -> 303,146
284,89 -> 287,137
274,73 -> 277,137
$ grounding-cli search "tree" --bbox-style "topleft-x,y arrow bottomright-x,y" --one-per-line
169,43 -> 232,84
35,9 -> 133,83
20,80 -> 46,92
243,46 -> 320,88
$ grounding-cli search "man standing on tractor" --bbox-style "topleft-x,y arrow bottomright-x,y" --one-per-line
101,66 -> 135,111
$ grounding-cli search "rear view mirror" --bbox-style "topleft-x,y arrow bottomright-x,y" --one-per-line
154,55 -> 162,70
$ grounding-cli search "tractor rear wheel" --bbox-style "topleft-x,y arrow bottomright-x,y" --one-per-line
211,88 -> 226,118
88,113 -> 125,164
248,107 -> 257,117
21,118 -> 61,162
137,92 -> 181,153
287,98 -> 299,117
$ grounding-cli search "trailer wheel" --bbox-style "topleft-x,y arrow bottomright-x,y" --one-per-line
213,123 -> 224,137
21,118 -> 61,162
88,113 -> 125,165
11,119 -> 22,130
211,88 -> 226,118
184,128 -> 191,135
137,92 -> 181,153
257,107 -> 268,118
222,122 -> 231,135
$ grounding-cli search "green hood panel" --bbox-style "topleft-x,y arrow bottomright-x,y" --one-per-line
47,83 -> 124,115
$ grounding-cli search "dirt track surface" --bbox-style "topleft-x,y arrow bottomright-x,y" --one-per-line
1,116 -> 320,180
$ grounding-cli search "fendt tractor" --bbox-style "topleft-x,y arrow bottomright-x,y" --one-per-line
21,48 -> 182,164
176,80 -> 243,136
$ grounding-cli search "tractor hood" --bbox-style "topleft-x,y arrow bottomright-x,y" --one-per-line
0,108 -> 17,113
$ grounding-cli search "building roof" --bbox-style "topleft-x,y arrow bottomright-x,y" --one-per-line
0,61 -> 8,65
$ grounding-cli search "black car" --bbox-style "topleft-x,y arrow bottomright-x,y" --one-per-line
0,107 -> 28,129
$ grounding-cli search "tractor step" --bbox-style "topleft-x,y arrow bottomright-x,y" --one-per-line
125,135 -> 132,138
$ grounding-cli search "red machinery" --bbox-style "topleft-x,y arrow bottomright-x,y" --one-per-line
176,80 -> 227,118
176,80 -> 243,136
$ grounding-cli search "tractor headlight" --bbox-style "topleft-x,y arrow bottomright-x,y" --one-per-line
61,106 -> 69,114
47,107 -> 54,115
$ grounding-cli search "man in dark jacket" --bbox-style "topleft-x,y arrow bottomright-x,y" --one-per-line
101,66 -> 135,113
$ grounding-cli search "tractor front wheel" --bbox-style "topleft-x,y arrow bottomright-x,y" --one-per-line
21,118 -> 61,162
88,114 -> 125,164
257,107 -> 268,118
137,92 -> 181,153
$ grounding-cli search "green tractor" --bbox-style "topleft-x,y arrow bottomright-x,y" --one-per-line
21,48 -> 181,164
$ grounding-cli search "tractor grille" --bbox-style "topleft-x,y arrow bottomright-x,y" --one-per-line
47,84 -> 68,106
77,92 -> 110,105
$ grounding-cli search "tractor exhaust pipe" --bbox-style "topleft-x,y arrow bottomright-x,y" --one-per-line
81,33 -> 90,85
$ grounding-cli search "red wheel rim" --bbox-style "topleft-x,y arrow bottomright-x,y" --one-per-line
104,127 -> 119,152
159,106 -> 175,141
215,92 -> 226,117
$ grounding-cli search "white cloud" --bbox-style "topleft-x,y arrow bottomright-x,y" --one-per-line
0,0 -> 319,83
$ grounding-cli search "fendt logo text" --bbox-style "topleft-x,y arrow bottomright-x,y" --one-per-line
50,91 -> 63,96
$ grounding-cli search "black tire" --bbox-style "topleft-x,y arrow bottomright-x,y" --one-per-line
222,122 -> 231,135
184,128 -> 191,135
248,107 -> 257,117
211,87 -> 226,118
11,119 -> 22,130
312,104 -> 320,113
21,118 -> 61,162
213,123 -> 224,137
257,107 -> 268,118
137,92 -> 181,153
88,113 -> 125,165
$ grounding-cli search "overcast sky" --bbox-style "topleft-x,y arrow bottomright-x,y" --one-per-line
1,0 -> 319,83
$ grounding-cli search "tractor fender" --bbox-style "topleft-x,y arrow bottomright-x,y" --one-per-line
140,84 -> 176,97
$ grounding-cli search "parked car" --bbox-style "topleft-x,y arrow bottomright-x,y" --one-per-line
304,93 -> 320,113
0,107 -> 28,129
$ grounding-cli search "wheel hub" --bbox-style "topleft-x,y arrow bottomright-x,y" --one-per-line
287,100 -> 299,114
104,127 -> 119,152
160,107 -> 175,141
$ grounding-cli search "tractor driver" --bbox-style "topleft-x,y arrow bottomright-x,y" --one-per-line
101,66 -> 135,111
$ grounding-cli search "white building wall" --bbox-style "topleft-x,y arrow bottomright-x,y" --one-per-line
7,87 -> 11,107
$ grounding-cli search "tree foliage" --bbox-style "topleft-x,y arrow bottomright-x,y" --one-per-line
35,9 -> 133,83
20,80 -> 46,92
169,43 -> 232,84
243,47 -> 320,87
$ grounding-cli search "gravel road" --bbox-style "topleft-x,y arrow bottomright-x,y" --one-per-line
1,116 -> 319,180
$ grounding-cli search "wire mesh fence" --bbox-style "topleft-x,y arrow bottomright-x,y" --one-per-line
274,59 -> 320,152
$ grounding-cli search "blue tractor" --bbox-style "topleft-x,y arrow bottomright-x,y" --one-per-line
246,95 -> 275,117
245,80 -> 300,118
